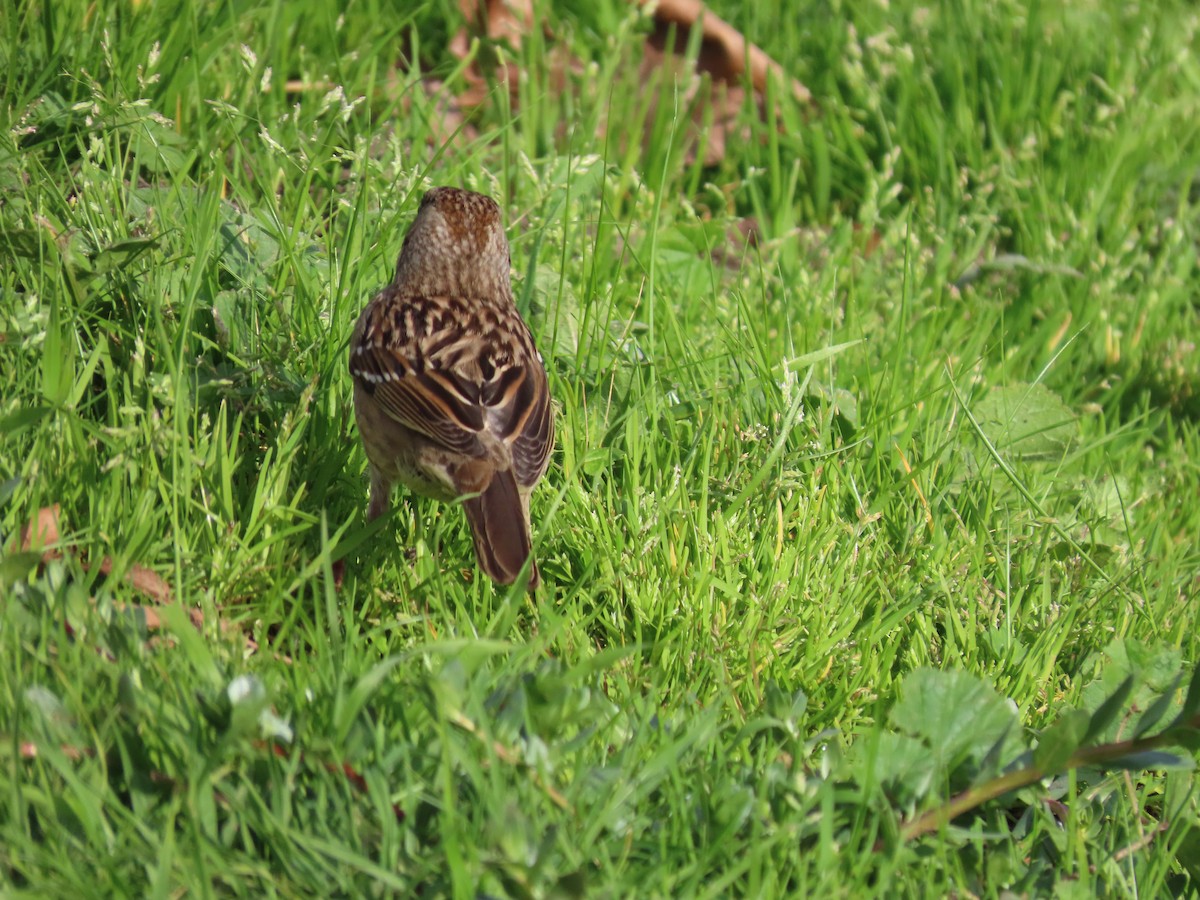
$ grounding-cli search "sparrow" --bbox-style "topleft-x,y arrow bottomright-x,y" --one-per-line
349,187 -> 554,587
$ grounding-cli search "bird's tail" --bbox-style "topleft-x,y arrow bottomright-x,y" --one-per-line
463,469 -> 539,588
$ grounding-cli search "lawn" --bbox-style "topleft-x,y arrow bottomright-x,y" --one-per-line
2,0 -> 1199,895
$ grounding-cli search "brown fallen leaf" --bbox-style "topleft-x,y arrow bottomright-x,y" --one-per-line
96,556 -> 173,605
19,741 -> 93,761
454,0 -> 533,53
637,0 -> 811,167
19,503 -> 61,551
20,505 -> 175,605
441,1 -> 808,167
450,0 -> 535,107
115,602 -> 205,632
642,0 -> 810,103
13,505 -> 275,659
451,0 -> 808,102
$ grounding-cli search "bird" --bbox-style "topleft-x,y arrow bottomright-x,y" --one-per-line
349,186 -> 554,587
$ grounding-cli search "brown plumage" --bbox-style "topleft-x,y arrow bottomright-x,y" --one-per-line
349,187 -> 554,587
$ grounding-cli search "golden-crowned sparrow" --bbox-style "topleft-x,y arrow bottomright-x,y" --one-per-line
349,187 -> 554,587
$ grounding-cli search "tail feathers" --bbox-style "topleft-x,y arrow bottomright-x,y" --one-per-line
463,470 -> 539,588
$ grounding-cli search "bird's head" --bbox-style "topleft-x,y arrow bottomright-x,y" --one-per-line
393,187 -> 512,298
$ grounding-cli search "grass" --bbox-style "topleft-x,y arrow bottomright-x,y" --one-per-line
2,0 -> 1199,894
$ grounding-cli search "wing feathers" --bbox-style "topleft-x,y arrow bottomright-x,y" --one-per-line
350,289 -> 553,484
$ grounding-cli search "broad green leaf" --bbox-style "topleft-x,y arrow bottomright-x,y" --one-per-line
0,476 -> 19,507
977,723 -> 1018,779
1170,662 -> 1200,726
764,681 -> 808,728
41,295 -> 74,406
91,236 -> 160,274
127,117 -> 190,174
861,732 -> 937,805
972,383 -> 1076,459
1134,671 -> 1184,739
0,406 -> 52,441
157,604 -> 223,689
1176,824 -> 1200,884
1082,675 -> 1135,744
0,228 -> 43,260
212,290 -> 250,353
0,551 -> 42,590
1103,750 -> 1195,772
889,669 -> 1021,771
1033,709 -> 1089,773
1081,639 -> 1184,741
523,263 -> 581,360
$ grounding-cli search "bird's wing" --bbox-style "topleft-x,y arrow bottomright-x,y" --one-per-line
350,290 -> 487,458
350,289 -> 551,472
494,360 -> 554,488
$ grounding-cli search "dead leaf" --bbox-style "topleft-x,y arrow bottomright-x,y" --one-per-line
432,2 -> 809,167
637,1 -> 811,167
643,0 -> 810,102
19,506 -> 175,606
449,0 -> 535,106
454,0 -> 533,52
96,556 -> 173,605
116,602 -> 204,632
19,741 -> 92,761
20,504 -> 61,551
11,505 -> 272,658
